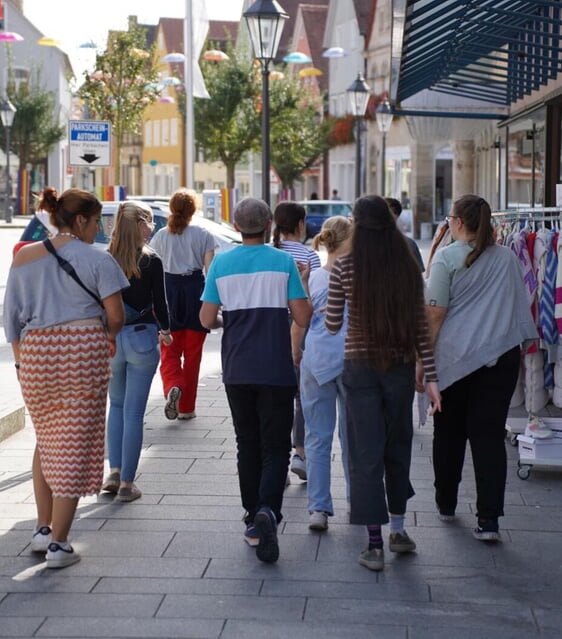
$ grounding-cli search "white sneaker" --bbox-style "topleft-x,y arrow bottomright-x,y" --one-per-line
178,412 -> 196,420
290,454 -> 307,480
525,417 -> 553,439
30,526 -> 52,553
46,542 -> 81,568
309,511 -> 328,531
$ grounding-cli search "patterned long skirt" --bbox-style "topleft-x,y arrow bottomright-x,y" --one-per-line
19,321 -> 111,498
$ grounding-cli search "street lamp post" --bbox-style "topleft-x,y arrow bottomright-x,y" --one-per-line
375,97 -> 394,196
0,98 -> 16,223
347,74 -> 371,201
243,0 -> 288,206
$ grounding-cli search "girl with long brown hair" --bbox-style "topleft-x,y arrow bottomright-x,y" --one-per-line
326,195 -> 441,572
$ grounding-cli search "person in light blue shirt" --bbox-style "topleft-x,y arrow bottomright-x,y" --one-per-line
291,216 -> 352,532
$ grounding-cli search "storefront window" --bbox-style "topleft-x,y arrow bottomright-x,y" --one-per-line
507,108 -> 546,207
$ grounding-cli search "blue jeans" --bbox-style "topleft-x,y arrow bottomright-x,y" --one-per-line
301,362 -> 350,515
107,324 -> 160,482
343,359 -> 415,526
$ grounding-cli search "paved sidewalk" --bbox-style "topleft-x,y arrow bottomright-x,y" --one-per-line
1,345 -> 562,639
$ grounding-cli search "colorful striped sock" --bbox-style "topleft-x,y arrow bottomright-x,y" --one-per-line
367,524 -> 383,549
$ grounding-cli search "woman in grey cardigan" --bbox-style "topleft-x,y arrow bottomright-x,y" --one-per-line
425,194 -> 537,542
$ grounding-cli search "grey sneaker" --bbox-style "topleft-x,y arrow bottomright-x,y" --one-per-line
30,526 -> 52,553
389,531 -> 416,553
308,511 -> 328,531
359,547 -> 384,571
164,386 -> 182,420
290,454 -> 307,480
114,484 -> 142,503
46,542 -> 81,569
101,471 -> 120,494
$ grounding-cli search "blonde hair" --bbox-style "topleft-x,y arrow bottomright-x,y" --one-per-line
312,215 -> 352,253
108,201 -> 153,279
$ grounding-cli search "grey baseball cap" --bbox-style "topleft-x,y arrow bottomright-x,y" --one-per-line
233,197 -> 272,234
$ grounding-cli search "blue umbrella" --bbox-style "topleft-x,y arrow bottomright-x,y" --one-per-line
162,52 -> 185,63
282,51 -> 312,64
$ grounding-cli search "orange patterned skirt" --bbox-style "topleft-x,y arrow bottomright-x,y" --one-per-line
19,321 -> 111,498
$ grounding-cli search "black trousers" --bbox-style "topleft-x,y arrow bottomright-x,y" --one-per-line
225,383 -> 295,524
433,346 -> 520,520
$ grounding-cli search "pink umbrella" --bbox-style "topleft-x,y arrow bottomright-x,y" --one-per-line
0,32 -> 24,42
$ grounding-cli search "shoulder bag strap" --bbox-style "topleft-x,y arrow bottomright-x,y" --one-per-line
43,239 -> 103,307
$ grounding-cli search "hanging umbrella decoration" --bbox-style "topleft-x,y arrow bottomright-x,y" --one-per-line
37,37 -> 61,46
282,51 -> 312,64
158,96 -> 175,104
79,41 -> 97,49
162,76 -> 182,86
298,67 -> 323,78
203,49 -> 230,62
322,46 -> 349,58
162,52 -> 186,63
0,32 -> 24,42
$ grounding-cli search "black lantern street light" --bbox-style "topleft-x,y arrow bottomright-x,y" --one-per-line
243,0 -> 288,206
347,73 -> 370,201
375,97 -> 394,196
0,98 -> 16,223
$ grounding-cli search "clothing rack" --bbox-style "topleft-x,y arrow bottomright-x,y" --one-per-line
493,210 -> 562,479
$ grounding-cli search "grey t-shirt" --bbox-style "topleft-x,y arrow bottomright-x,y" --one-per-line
150,225 -> 215,274
3,240 -> 129,343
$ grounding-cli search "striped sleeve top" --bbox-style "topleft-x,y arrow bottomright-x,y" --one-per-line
325,254 -> 438,381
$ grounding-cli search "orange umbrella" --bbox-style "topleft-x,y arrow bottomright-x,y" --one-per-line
203,49 -> 230,62
298,67 -> 323,78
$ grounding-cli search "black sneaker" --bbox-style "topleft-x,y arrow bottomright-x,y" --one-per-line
254,507 -> 279,563
473,518 -> 501,542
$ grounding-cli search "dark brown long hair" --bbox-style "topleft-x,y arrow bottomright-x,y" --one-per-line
167,188 -> 197,234
37,187 -> 101,231
453,194 -> 494,267
351,195 -> 423,370
272,201 -> 305,247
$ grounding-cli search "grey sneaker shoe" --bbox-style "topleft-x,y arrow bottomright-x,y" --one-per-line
389,531 -> 416,553
30,525 -> 52,553
46,542 -> 80,569
101,471 -> 120,494
359,547 -> 384,571
114,484 -> 142,503
308,511 -> 328,531
165,386 -> 182,420
290,454 -> 307,480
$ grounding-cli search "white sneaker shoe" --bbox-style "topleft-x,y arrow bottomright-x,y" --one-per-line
46,542 -> 81,568
525,417 -> 553,439
290,454 -> 307,480
30,526 -> 52,553
308,511 -> 328,531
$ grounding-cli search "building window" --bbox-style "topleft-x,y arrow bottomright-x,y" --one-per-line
144,121 -> 152,148
153,120 -> 161,147
162,119 -> 169,146
171,118 -> 178,146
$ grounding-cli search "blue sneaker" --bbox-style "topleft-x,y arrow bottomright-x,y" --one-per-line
254,507 -> 279,563
244,523 -> 259,547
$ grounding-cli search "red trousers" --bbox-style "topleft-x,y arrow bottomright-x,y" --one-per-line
160,329 -> 207,413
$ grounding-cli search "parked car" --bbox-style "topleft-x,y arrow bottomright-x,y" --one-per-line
13,201 -> 241,256
298,200 -> 353,240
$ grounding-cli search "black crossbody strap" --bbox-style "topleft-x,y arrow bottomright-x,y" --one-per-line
43,239 -> 103,307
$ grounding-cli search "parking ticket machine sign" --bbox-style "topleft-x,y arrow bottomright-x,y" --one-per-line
69,120 -> 111,167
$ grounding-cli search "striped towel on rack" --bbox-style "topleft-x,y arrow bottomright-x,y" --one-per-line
539,230 -> 558,389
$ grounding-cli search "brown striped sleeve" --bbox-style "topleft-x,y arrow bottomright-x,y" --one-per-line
325,258 -> 346,334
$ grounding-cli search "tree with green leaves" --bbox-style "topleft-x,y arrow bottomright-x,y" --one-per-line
2,65 -> 66,178
269,78 -> 332,190
78,25 -> 160,181
194,51 -> 261,189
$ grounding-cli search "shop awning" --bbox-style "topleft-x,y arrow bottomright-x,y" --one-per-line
393,0 -> 562,106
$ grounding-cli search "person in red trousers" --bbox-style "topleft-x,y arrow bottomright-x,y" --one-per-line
150,189 -> 215,420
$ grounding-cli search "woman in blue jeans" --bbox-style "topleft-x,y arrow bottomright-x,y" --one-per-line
103,201 -> 171,502
291,216 -> 352,531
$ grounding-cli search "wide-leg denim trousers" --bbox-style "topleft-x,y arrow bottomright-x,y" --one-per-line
107,324 -> 160,482
343,359 -> 415,526
301,362 -> 350,515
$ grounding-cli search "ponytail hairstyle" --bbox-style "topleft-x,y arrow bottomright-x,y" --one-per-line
37,187 -> 101,232
452,194 -> 494,267
167,188 -> 198,234
312,215 -> 352,253
108,201 -> 153,279
272,201 -> 306,247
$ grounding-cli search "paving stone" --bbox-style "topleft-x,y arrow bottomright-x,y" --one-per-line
0,575 -> 98,593
221,619 -> 407,639
0,616 -> 44,637
157,593 -> 305,621
36,616 -> 223,638
93,576 -> 261,595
